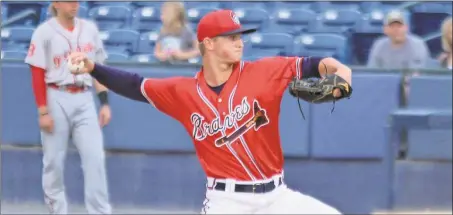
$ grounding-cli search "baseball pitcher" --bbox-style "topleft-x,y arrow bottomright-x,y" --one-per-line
68,9 -> 352,214
24,2 -> 112,214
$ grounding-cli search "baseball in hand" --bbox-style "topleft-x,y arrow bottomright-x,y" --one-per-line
67,56 -> 85,73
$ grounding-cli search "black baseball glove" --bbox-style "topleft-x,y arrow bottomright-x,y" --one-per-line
288,74 -> 352,104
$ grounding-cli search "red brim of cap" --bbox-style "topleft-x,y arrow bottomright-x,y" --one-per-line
217,27 -> 257,37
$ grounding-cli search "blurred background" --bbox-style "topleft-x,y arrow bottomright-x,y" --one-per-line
1,0 -> 452,214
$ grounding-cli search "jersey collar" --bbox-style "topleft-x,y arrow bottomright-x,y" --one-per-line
196,61 -> 243,99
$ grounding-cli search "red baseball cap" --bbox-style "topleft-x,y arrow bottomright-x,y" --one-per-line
196,9 -> 257,42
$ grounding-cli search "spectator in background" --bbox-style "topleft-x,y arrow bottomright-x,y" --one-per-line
367,10 -> 430,69
438,16 -> 452,69
154,1 -> 199,63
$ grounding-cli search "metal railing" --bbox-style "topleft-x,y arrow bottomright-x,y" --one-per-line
0,9 -> 39,29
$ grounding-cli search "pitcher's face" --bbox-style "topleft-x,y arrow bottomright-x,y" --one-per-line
212,34 -> 244,63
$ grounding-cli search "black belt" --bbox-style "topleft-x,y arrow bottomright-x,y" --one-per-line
213,177 -> 283,193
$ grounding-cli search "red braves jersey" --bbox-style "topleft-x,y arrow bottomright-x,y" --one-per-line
141,57 -> 303,181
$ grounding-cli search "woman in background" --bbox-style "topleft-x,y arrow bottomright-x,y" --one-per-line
154,1 -> 199,63
438,16 -> 452,69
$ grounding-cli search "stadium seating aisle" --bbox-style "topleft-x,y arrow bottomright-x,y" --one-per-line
1,1 -> 452,65
409,2 -> 453,37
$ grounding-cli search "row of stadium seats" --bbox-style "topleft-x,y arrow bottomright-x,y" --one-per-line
1,25 -> 445,66
2,1 -> 452,37
0,26 -> 356,63
1,1 -> 413,16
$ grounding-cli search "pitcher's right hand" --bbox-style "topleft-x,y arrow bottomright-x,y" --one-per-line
68,52 -> 95,74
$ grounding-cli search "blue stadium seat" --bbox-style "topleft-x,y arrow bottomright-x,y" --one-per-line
380,1 -> 407,10
406,75 -> 453,160
3,2 -> 47,27
132,1 -> 162,8
131,6 -> 161,32
309,9 -> 362,35
265,8 -> 316,35
231,8 -> 270,30
360,2 -> 405,13
293,33 -> 349,63
188,56 -> 202,64
88,2 -> 132,8
410,3 -> 452,36
1,50 -> 27,60
106,52 -> 129,62
1,4 -> 7,21
136,31 -> 160,53
244,32 -> 294,56
1,27 -> 34,51
272,2 -> 312,11
184,1 -> 221,9
99,29 -> 139,54
88,6 -> 132,30
354,10 -> 387,33
351,32 -> 384,65
313,1 -> 360,12
186,6 -> 220,27
130,54 -> 159,64
424,33 -> 442,58
225,2 -> 267,9
411,2 -> 452,14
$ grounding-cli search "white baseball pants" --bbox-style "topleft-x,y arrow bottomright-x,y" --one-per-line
201,175 -> 341,214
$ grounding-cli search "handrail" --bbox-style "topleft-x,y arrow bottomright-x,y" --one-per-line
0,9 -> 38,29
397,1 -> 421,11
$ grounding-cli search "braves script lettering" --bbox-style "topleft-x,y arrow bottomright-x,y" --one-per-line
191,97 -> 251,141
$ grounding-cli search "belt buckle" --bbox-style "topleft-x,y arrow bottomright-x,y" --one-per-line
252,183 -> 263,193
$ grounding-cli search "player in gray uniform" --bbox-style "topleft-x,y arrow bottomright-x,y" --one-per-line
24,2 -> 112,214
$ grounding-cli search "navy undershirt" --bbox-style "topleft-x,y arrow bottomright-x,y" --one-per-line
209,83 -> 225,95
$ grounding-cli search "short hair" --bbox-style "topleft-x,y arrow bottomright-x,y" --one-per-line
198,37 -> 218,56
198,43 -> 205,56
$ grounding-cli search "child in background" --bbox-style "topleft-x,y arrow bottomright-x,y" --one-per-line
154,1 -> 199,63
